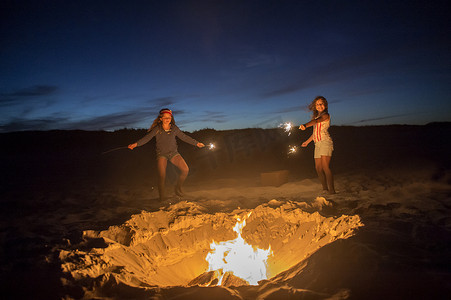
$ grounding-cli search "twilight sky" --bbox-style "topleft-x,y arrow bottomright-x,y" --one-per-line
1,0 -> 450,132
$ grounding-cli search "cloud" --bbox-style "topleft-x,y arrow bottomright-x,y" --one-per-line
0,116 -> 69,132
346,113 -> 417,125
179,110 -> 229,126
6,85 -> 58,97
252,115 -> 285,129
68,108 -> 157,131
238,53 -> 280,68
261,48 -> 403,99
0,95 -> 205,132
273,105 -> 309,114
0,85 -> 59,106
198,111 -> 228,123
67,108 -> 227,131
144,96 -> 197,116
148,96 -> 177,109
0,106 -> 155,132
338,87 -> 388,99
271,98 -> 343,115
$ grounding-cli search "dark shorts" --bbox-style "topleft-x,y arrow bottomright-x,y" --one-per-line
157,151 -> 181,161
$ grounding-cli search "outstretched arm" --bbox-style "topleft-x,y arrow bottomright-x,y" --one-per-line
299,113 -> 330,130
174,126 -> 204,148
128,128 -> 158,150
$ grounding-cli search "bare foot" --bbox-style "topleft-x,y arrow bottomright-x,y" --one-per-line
175,187 -> 185,197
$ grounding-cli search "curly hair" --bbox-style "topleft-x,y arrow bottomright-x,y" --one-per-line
308,96 -> 328,119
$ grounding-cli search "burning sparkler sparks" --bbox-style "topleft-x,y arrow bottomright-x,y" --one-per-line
279,122 -> 293,135
288,145 -> 298,154
208,143 -> 216,150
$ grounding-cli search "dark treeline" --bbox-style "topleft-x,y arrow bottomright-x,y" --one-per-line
1,123 -> 449,192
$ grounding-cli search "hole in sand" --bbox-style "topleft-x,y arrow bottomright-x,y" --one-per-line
60,199 -> 362,294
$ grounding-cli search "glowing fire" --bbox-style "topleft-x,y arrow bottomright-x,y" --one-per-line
205,213 -> 272,285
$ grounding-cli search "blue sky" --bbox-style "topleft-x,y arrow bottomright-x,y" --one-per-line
1,0 -> 450,132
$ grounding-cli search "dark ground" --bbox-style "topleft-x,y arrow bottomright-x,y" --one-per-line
0,123 -> 450,299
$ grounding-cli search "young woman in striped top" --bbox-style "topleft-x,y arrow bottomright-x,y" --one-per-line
299,96 -> 335,194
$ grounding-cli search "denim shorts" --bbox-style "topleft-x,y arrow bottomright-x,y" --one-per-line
314,139 -> 333,158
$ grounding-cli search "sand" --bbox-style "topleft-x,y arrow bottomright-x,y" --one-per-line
0,124 -> 450,299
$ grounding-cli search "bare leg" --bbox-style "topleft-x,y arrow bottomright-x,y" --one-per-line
157,157 -> 168,200
171,155 -> 189,196
321,155 -> 335,194
315,158 -> 328,191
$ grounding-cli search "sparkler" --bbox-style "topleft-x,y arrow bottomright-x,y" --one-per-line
279,122 -> 293,135
288,145 -> 297,154
208,143 -> 216,150
101,146 -> 129,155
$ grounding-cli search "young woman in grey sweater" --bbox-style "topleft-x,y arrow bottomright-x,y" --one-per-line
128,108 -> 205,200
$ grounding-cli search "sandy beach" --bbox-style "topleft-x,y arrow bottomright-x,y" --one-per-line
1,124 -> 450,299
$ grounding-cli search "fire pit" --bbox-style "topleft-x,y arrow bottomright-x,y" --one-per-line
60,200 -> 362,297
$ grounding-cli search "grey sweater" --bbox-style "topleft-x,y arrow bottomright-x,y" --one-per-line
136,125 -> 198,155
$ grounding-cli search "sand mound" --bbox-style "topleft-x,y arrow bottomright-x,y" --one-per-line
60,200 -> 362,298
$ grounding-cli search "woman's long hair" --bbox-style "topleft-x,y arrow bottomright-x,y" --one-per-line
148,108 -> 176,132
308,96 -> 328,120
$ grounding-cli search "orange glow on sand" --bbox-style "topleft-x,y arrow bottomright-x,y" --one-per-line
60,200 -> 364,295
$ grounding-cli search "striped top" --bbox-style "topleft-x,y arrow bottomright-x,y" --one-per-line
313,118 -> 332,142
